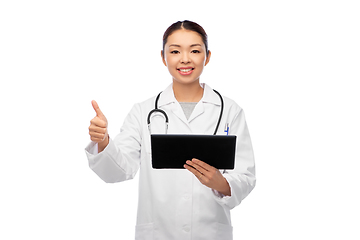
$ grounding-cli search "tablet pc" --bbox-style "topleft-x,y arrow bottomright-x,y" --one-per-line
151,134 -> 236,169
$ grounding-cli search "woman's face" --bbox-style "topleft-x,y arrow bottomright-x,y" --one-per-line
162,29 -> 211,86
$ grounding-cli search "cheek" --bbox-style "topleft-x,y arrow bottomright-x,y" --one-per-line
165,56 -> 177,68
195,56 -> 206,67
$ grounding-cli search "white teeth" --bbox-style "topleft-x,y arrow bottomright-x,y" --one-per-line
179,68 -> 193,72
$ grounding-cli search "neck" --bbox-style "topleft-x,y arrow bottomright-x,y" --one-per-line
173,80 -> 204,102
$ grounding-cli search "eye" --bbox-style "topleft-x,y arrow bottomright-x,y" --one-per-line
191,50 -> 200,53
171,50 -> 180,54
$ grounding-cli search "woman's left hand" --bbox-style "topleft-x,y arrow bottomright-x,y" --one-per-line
184,158 -> 231,196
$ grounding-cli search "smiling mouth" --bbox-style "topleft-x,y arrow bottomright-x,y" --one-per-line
177,68 -> 194,74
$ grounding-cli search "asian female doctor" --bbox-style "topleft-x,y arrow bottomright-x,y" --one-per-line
85,20 -> 256,240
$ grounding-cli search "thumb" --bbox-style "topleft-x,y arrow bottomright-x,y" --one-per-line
91,100 -> 106,119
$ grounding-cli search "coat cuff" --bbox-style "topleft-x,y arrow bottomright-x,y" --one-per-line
211,174 -> 240,209
85,141 -> 98,155
84,138 -> 115,166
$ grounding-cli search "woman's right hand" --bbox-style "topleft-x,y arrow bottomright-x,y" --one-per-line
89,100 -> 109,152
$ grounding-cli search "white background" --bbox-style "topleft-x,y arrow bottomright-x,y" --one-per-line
1,0 -> 359,239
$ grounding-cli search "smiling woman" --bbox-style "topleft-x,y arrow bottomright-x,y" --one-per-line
161,21 -> 211,102
86,20 -> 255,240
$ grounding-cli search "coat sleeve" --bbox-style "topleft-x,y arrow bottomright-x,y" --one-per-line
212,107 -> 256,209
85,104 -> 142,183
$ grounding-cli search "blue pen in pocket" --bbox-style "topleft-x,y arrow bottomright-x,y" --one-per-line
224,123 -> 229,135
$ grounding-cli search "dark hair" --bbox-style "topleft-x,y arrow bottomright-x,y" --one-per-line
162,20 -> 209,57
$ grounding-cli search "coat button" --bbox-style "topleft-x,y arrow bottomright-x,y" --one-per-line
183,226 -> 190,233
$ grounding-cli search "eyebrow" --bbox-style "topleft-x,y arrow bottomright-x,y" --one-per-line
169,44 -> 202,48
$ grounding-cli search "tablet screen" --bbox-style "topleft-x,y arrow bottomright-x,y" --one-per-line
151,134 -> 236,169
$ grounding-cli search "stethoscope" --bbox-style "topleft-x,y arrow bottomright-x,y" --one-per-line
147,90 -> 224,135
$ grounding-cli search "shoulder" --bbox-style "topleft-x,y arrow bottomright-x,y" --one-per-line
221,95 -> 245,121
222,95 -> 242,109
205,83 -> 243,113
139,95 -> 156,105
127,94 -> 157,117
137,94 -> 157,109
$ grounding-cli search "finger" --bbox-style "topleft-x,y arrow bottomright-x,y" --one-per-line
186,159 -> 209,174
185,160 -> 204,175
90,117 -> 107,128
91,100 -> 105,119
89,131 -> 106,140
90,136 -> 105,143
89,124 -> 107,134
191,158 -> 216,172
184,163 -> 205,179
189,159 -> 220,180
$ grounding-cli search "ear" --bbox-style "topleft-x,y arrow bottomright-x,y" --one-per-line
161,50 -> 167,66
205,50 -> 211,66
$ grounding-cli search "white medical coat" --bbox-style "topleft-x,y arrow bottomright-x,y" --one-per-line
85,83 -> 256,240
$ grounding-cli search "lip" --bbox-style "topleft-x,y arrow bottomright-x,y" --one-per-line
177,67 -> 194,75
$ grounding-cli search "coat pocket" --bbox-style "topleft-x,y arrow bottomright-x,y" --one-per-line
135,222 -> 154,240
216,222 -> 233,240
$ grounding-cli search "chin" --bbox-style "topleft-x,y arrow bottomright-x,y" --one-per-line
173,78 -> 201,85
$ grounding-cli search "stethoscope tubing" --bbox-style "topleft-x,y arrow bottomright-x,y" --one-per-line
147,89 -> 224,135
212,89 -> 224,135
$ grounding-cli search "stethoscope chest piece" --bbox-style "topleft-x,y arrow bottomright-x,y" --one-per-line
147,108 -> 168,134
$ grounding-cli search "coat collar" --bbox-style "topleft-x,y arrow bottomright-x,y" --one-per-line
157,83 -> 221,108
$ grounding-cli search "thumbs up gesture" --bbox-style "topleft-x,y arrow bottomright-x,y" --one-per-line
89,100 -> 109,149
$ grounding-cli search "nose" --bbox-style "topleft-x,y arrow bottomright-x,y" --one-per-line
180,52 -> 191,64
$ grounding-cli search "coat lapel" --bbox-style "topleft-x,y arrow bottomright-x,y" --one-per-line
187,102 -> 204,123
171,101 -> 189,125
157,84 -> 189,126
